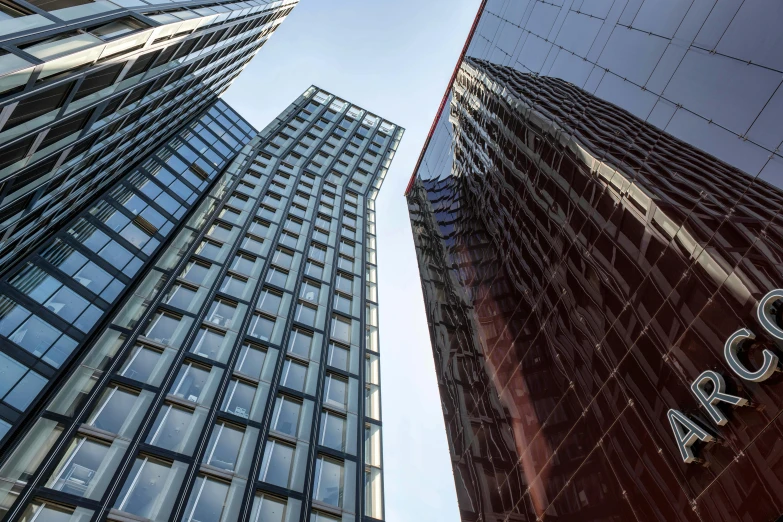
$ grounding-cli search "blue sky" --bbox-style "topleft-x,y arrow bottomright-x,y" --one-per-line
223,0 -> 481,520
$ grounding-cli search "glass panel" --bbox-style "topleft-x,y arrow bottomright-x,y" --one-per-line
313,456 -> 343,507
288,329 -> 312,358
281,359 -> 306,391
327,343 -> 349,371
249,494 -> 288,522
183,475 -> 230,522
271,395 -> 301,437
324,374 -> 347,409
203,423 -> 244,472
235,343 -> 266,379
87,386 -> 139,434
47,437 -> 110,497
19,501 -> 93,522
260,440 -> 294,487
221,379 -> 255,419
114,457 -> 186,521
330,316 -> 351,343
169,362 -> 210,403
319,411 -> 345,451
120,345 -> 161,383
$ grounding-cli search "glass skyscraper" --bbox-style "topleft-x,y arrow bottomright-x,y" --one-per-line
0,0 -> 297,270
407,1 -> 783,521
0,85 -> 401,522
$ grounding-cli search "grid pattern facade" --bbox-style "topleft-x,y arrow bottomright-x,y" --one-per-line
0,86 -> 402,522
406,1 -> 783,521
0,98 -> 255,448
0,0 -> 296,271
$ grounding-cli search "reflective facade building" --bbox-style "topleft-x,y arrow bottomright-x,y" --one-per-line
0,86 -> 401,522
0,0 -> 296,269
406,1 -> 783,521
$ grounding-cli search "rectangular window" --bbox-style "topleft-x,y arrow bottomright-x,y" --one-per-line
203,422 -> 245,472
235,343 -> 266,380
191,327 -> 229,362
335,273 -> 352,294
46,436 -> 111,498
313,456 -> 344,507
266,267 -> 288,287
120,345 -> 163,384
250,493 -> 288,522
165,283 -> 198,310
271,395 -> 301,437
330,315 -> 351,344
87,386 -> 145,436
114,456 -> 186,520
183,475 -> 230,522
169,361 -> 211,403
333,293 -> 351,315
324,373 -> 348,409
259,439 -> 295,488
294,302 -> 317,326
319,411 -> 346,452
258,288 -> 283,315
300,280 -> 320,303
181,260 -> 211,285
288,328 -> 313,358
222,379 -> 256,419
147,404 -> 202,454
272,249 -> 294,269
309,244 -> 326,263
249,313 -> 275,341
281,358 -> 307,391
327,343 -> 349,372
305,262 -> 324,279
144,311 -> 184,346
206,299 -> 238,329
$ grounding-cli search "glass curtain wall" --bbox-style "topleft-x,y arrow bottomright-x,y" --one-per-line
0,86 -> 402,522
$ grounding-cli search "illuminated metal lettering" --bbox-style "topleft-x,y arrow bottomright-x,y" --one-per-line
724,328 -> 778,383
667,409 -> 714,464
690,370 -> 748,426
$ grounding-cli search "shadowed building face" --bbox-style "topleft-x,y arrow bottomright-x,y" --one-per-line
407,15 -> 783,519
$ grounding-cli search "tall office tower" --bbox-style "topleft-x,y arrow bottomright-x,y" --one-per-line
0,97 -> 256,444
0,0 -> 297,270
0,85 -> 402,522
407,2 -> 783,521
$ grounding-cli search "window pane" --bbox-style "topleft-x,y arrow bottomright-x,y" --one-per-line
249,314 -> 274,341
203,423 -> 244,472
184,475 -> 229,522
250,494 -> 287,522
235,344 -> 266,379
169,363 -> 210,403
313,456 -> 343,507
330,316 -> 351,343
324,374 -> 347,409
87,387 -> 139,434
327,343 -> 349,371
115,457 -> 184,520
222,380 -> 256,419
258,289 -> 282,315
281,359 -> 306,391
147,405 -> 194,452
47,437 -> 109,497
260,440 -> 294,487
288,329 -> 312,358
121,345 -> 161,383
319,412 -> 346,451
272,396 -> 301,437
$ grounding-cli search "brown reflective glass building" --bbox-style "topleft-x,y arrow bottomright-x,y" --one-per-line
406,1 -> 783,520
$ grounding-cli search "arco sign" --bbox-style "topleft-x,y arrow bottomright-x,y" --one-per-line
668,289 -> 783,464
